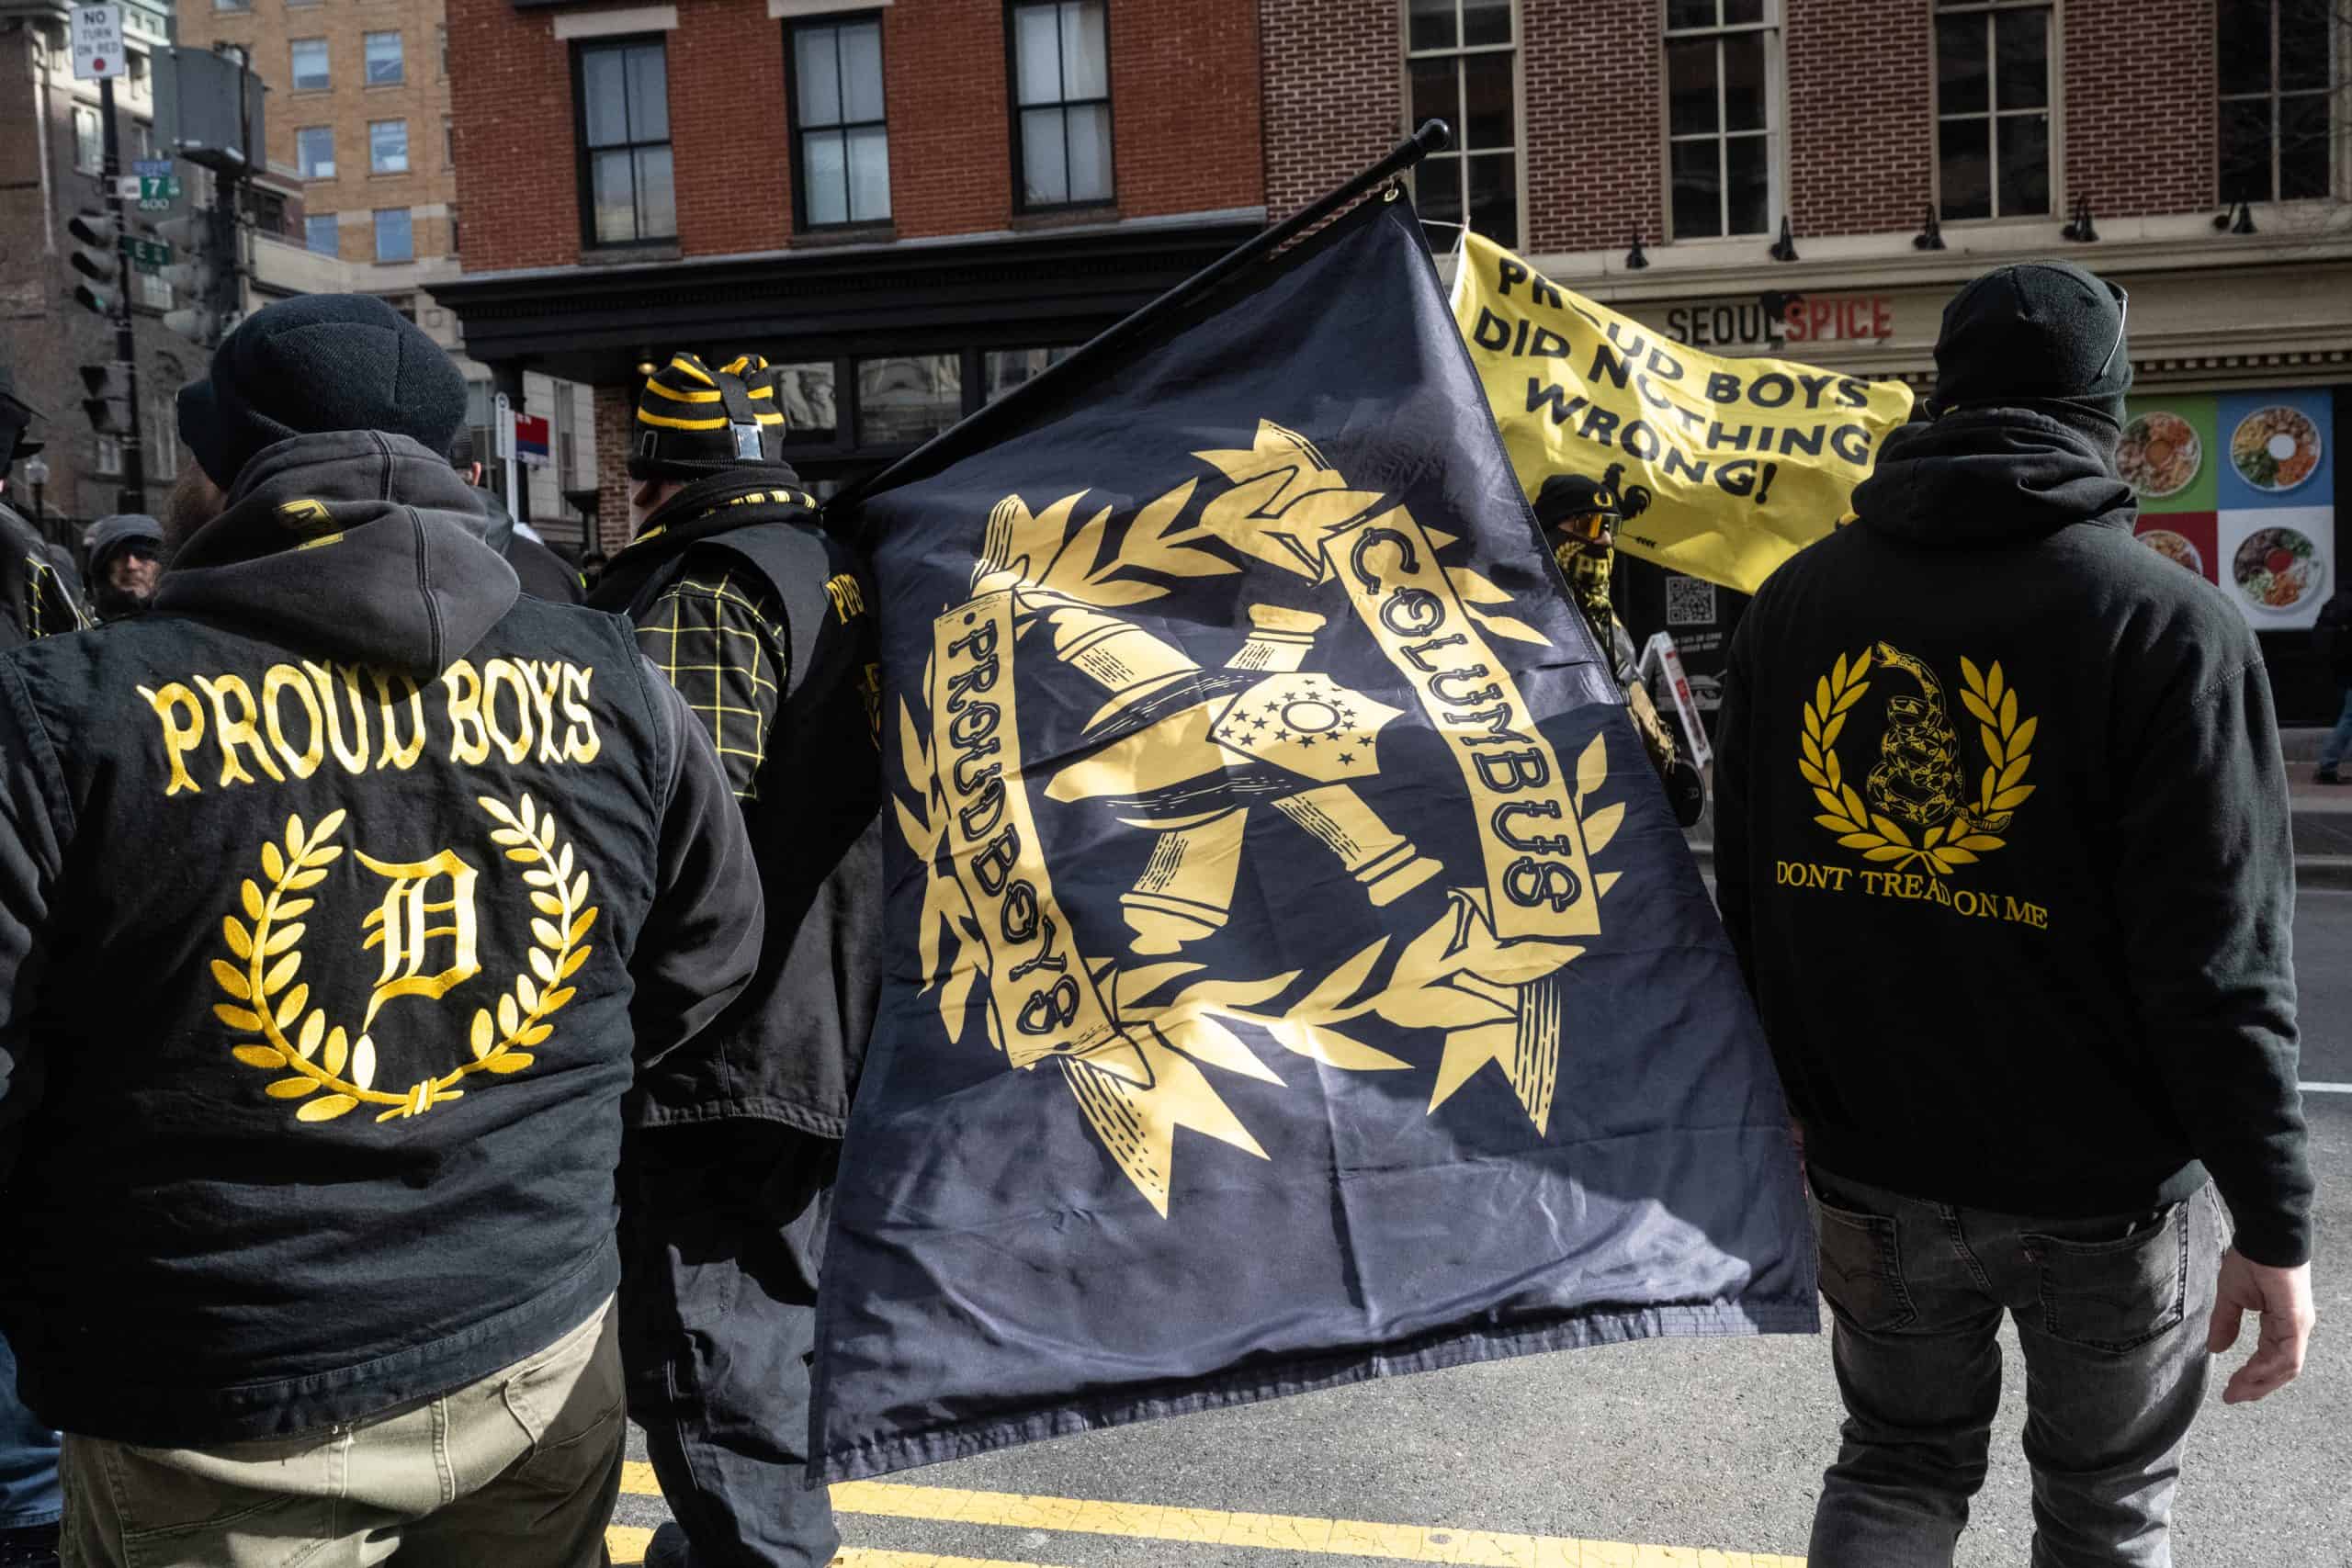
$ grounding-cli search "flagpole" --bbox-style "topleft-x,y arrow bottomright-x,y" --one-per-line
829,119 -> 1455,515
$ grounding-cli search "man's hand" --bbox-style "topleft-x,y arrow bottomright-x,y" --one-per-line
2207,1249 -> 2315,1404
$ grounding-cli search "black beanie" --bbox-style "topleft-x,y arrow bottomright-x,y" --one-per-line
628,353 -> 797,483
1930,261 -> 2132,428
177,294 -> 469,489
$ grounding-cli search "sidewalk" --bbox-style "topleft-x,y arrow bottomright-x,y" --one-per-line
1685,727 -> 2352,889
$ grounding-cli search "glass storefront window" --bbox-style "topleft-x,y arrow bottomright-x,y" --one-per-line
983,346 -> 1075,403
775,361 -> 839,441
856,355 -> 963,446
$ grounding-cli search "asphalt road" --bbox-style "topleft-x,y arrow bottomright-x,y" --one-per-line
612,889 -> 2352,1566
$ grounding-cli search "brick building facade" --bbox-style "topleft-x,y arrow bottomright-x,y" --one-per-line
0,0 -> 196,530
439,0 -> 1263,549
1264,0 -> 2351,720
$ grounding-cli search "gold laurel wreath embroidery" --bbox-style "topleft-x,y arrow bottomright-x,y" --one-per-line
1802,650 -> 2035,877
213,793 -> 598,1124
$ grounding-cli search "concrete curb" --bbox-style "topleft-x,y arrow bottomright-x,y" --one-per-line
1685,845 -> 2352,891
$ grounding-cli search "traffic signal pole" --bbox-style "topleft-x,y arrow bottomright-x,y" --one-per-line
98,73 -> 146,513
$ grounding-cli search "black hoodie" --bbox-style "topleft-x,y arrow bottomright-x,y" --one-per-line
1715,408 -> 2312,1266
0,432 -> 766,1443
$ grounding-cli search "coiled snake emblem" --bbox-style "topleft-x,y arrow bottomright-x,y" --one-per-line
1864,642 -> 2013,835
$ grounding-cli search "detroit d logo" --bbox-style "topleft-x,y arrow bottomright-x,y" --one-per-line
1800,644 -> 2036,878
212,793 -> 598,1125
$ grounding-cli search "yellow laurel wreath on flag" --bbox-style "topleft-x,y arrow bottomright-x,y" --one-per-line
214,794 -> 596,1124
1802,649 -> 2033,877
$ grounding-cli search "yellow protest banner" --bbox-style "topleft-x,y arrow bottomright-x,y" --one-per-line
1451,233 -> 1915,595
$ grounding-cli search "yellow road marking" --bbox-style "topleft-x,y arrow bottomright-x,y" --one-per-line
607,1539 -> 1069,1568
616,1470 -> 1801,1567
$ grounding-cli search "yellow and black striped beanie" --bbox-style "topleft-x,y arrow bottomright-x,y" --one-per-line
628,352 -> 794,481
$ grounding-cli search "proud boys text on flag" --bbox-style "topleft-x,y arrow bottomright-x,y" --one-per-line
813,195 -> 1816,1481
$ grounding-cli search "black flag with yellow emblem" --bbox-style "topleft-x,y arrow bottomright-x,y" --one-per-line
813,196 -> 1815,1481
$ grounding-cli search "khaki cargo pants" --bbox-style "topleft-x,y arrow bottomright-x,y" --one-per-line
59,1299 -> 625,1568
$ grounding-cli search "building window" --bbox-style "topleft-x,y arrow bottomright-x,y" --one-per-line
149,394 -> 178,475
290,39 -> 329,91
983,346 -> 1073,402
374,207 -> 413,263
856,354 -> 962,446
790,17 -> 890,228
128,51 -> 149,95
1010,0 -> 1112,209
137,269 -> 171,310
776,363 -> 838,439
1664,1 -> 1777,239
369,119 -> 409,175
73,105 -> 102,175
130,120 -> 150,160
2220,0 -> 2338,205
305,213 -> 339,255
297,125 -> 335,178
1934,0 -> 2052,220
364,31 -> 404,86
1404,0 -> 1518,248
437,24 -> 448,79
213,0 -> 250,10
444,116 -> 455,169
95,436 -> 122,478
576,38 -> 675,245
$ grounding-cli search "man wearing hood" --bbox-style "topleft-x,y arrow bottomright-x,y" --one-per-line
0,295 -> 766,1567
1714,262 -> 2314,1565
447,426 -> 586,604
81,515 -> 164,622
590,352 -> 883,1568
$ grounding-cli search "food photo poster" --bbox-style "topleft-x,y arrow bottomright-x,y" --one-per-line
2121,389 -> 2336,632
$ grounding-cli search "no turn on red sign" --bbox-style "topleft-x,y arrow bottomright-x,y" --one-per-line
72,4 -> 125,80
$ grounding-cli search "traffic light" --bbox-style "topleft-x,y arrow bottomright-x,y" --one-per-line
155,209 -> 240,347
67,210 -> 120,313
67,210 -> 120,249
79,365 -> 131,435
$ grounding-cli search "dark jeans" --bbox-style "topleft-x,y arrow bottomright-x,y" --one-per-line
2321,682 -> 2352,769
619,1122 -> 838,1568
1807,1167 -> 2223,1568
0,1331 -> 59,1532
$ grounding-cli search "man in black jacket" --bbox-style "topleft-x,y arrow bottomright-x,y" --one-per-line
0,378 -> 86,650
447,427 -> 586,604
591,352 -> 883,1568
1716,262 -> 2315,1567
81,514 -> 164,622
0,295 -> 765,1567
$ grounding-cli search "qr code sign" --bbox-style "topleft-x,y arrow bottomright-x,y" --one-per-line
1665,574 -> 1717,627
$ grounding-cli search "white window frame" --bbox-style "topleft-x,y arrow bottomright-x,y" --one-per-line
296,125 -> 335,179
95,435 -> 122,478
1399,0 -> 1523,252
368,118 -> 410,175
290,38 -> 330,91
1930,0 -> 2059,223
364,30 -> 404,86
373,207 -> 413,264
2217,2 -> 2347,206
1660,1 -> 1784,242
73,105 -> 102,175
